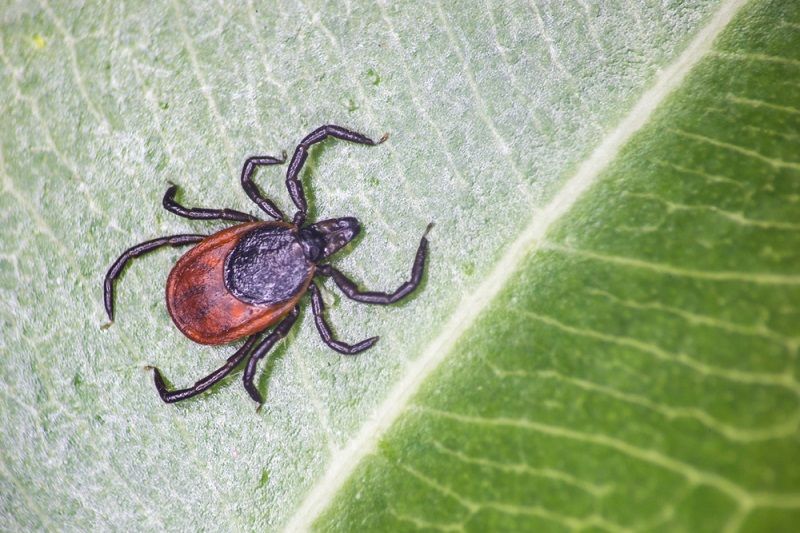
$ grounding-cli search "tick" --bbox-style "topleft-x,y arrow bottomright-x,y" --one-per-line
103,125 -> 431,406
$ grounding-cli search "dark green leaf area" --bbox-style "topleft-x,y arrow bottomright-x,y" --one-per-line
317,1 -> 800,531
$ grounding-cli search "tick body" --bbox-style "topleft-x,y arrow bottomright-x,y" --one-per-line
104,125 -> 431,406
165,221 -> 311,345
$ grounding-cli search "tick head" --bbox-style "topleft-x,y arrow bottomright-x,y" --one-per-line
305,217 -> 361,260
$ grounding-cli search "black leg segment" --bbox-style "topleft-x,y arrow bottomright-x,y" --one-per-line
162,184 -> 258,222
243,307 -> 300,405
240,154 -> 287,220
103,234 -> 206,321
286,125 -> 386,225
309,283 -> 378,355
317,223 -> 432,305
149,335 -> 260,403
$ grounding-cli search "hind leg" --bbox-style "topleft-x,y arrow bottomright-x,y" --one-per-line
103,234 -> 205,321
148,335 -> 260,403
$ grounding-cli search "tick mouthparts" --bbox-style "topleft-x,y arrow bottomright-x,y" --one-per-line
308,217 -> 361,258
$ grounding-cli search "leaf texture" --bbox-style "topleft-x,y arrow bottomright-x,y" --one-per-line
315,0 -> 800,530
0,0 -> 774,531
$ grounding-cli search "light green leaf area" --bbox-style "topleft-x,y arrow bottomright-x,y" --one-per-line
316,1 -> 800,532
0,0 -> 764,531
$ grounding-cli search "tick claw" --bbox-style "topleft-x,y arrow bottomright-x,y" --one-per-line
377,132 -> 389,144
100,320 -> 114,330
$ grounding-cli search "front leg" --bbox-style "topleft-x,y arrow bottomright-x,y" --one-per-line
308,283 -> 378,355
316,223 -> 432,305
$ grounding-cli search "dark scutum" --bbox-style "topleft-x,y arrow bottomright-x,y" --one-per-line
224,226 -> 313,306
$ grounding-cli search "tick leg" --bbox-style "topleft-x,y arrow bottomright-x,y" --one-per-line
240,154 -> 287,220
286,125 -> 386,226
309,282 -> 378,355
149,335 -> 260,403
103,234 -> 206,321
316,223 -> 432,305
163,184 -> 258,222
242,307 -> 300,405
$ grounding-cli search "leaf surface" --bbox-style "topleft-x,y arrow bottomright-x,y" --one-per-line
315,0 -> 800,530
4,0 -> 791,531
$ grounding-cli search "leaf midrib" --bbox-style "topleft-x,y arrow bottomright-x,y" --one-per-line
283,0 -> 750,529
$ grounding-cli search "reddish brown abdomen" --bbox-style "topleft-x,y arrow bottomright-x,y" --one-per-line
166,222 -> 313,345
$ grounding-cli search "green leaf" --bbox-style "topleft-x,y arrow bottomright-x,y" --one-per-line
313,1 -> 800,531
3,0 -> 794,531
